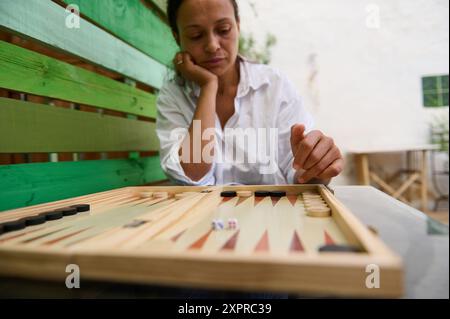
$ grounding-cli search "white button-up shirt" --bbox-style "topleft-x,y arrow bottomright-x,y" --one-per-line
156,58 -> 314,186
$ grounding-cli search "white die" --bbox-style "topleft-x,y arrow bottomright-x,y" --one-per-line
212,219 -> 224,231
227,218 -> 238,230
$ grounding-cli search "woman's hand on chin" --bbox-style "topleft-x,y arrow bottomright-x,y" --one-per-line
173,52 -> 218,88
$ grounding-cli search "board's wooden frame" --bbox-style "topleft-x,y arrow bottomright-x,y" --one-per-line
0,185 -> 403,298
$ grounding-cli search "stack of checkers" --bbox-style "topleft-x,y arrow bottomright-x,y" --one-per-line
220,191 -> 237,197
138,191 -> 154,198
302,192 -> 331,218
0,204 -> 90,236
236,191 -> 252,197
318,244 -> 361,253
139,191 -> 169,199
153,192 -> 169,199
220,190 -> 287,198
254,191 -> 287,197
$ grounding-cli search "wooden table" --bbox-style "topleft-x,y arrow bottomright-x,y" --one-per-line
350,145 -> 440,213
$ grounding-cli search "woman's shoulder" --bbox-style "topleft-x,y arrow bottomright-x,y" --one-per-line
242,57 -> 293,87
241,57 -> 298,97
159,70 -> 185,95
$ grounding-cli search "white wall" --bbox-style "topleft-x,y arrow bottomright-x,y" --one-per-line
239,0 -> 449,186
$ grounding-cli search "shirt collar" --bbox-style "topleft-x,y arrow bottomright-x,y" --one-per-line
183,55 -> 270,99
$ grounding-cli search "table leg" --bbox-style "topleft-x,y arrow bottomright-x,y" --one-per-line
407,151 -> 414,202
420,150 -> 429,213
355,154 -> 370,185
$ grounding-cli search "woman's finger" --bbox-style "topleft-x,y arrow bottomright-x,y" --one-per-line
303,136 -> 334,170
298,146 -> 341,183
292,131 -> 322,170
317,158 -> 344,180
290,124 -> 306,156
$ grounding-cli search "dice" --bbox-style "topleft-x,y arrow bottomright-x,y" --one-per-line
211,219 -> 224,231
212,218 -> 238,231
227,218 -> 238,230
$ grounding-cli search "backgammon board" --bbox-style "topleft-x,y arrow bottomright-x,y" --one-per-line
0,185 -> 403,297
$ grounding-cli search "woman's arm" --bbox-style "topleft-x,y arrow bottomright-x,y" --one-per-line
174,52 -> 218,182
179,80 -> 217,181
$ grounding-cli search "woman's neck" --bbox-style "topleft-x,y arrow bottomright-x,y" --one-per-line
217,58 -> 240,96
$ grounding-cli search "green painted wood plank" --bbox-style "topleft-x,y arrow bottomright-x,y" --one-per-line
0,157 -> 167,212
61,0 -> 178,67
0,41 -> 157,118
0,0 -> 168,89
0,98 -> 159,153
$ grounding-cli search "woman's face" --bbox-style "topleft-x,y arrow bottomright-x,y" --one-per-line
176,0 -> 240,77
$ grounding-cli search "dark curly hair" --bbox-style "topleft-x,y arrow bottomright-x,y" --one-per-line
167,0 -> 240,36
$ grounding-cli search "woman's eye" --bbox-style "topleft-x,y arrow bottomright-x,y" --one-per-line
187,28 -> 230,40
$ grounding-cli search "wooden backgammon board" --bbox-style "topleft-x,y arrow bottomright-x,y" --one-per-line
0,185 -> 403,297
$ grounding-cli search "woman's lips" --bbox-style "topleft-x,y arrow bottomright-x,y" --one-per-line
203,58 -> 225,65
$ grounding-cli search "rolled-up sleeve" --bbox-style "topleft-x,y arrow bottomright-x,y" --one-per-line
156,80 -> 216,186
276,76 -> 315,184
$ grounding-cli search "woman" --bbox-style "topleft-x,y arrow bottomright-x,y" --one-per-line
156,0 -> 344,186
